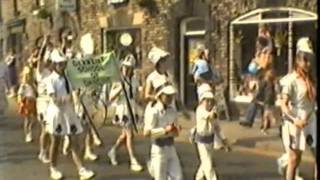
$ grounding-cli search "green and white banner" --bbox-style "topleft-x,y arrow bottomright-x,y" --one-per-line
66,52 -> 120,89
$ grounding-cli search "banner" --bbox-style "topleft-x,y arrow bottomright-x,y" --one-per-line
66,52 -> 120,89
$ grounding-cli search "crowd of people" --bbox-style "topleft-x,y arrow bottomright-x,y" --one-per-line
0,24 -> 317,180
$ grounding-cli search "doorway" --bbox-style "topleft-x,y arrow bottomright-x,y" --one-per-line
180,17 -> 205,109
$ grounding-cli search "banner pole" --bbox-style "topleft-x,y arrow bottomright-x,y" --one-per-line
114,50 -> 138,133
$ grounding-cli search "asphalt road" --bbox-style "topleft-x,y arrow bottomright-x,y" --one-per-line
0,115 -> 314,180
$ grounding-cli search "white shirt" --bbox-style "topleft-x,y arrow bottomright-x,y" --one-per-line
196,104 -> 219,136
18,83 -> 36,98
144,101 -> 178,138
47,71 -> 72,98
146,70 -> 171,91
36,69 -> 52,96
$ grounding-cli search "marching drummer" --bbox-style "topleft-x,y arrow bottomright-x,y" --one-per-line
143,83 -> 183,180
107,54 -> 143,172
45,49 -> 94,180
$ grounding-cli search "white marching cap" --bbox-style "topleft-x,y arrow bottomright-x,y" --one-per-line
156,84 -> 176,97
148,47 -> 169,65
51,49 -> 67,63
121,54 -> 136,67
296,37 -> 313,54
197,83 -> 214,102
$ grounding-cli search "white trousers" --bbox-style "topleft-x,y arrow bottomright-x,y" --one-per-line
148,144 -> 183,180
195,143 -> 218,180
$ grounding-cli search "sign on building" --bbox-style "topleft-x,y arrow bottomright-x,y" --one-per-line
56,0 -> 77,12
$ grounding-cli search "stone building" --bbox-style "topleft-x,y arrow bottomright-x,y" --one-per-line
0,0 -> 317,115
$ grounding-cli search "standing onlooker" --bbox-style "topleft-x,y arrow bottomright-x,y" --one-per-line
259,69 -> 276,135
5,50 -> 18,97
0,58 -> 9,115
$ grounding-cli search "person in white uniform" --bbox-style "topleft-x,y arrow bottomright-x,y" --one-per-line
107,54 -> 143,172
279,37 -> 317,180
45,49 -> 95,180
36,46 -> 53,164
145,47 -> 172,102
143,83 -> 183,180
194,84 -> 230,180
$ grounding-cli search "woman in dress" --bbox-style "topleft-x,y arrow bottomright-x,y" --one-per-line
280,37 -> 316,180
107,54 -> 143,172
45,49 -> 94,180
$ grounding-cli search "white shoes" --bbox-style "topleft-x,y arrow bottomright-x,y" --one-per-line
130,158 -> 143,172
50,167 -> 63,180
25,132 -> 33,143
79,167 -> 95,180
93,135 -> 102,147
277,157 -> 304,180
84,150 -> 98,161
107,148 -> 118,166
38,152 -> 50,164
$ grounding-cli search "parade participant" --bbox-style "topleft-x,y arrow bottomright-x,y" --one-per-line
194,84 -> 230,180
17,66 -> 37,143
143,83 -> 183,180
45,49 -> 94,180
145,47 -> 171,102
0,58 -> 9,116
107,54 -> 143,172
36,40 -> 54,163
280,37 -> 316,180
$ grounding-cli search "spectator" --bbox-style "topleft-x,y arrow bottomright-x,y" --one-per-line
0,58 -> 9,115
5,50 -> 18,97
259,69 -> 277,135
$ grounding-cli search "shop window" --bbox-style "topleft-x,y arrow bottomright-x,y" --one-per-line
229,8 -> 318,102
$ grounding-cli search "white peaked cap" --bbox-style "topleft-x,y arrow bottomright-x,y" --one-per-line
156,84 -> 176,97
296,37 -> 313,54
121,54 -> 136,67
148,47 -> 169,65
51,49 -> 67,63
197,83 -> 214,102
80,33 -> 94,55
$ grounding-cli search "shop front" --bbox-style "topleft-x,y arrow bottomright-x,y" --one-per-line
228,7 -> 318,104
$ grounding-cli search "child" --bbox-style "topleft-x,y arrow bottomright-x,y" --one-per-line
18,66 -> 37,143
107,55 -> 143,172
45,49 -> 94,180
194,84 -> 230,180
143,83 -> 183,180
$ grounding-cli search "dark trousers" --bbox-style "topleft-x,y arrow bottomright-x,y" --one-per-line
244,102 -> 264,126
